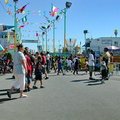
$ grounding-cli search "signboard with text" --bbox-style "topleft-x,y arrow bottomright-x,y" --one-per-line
22,40 -> 38,43
101,40 -> 112,44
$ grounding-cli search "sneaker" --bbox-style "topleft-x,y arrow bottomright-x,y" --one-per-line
23,89 -> 28,92
33,86 -> 38,89
40,86 -> 45,88
63,73 -> 66,75
89,77 -> 95,80
27,87 -> 31,91
101,80 -> 105,84
20,95 -> 28,98
7,91 -> 11,98
45,77 -> 49,79
12,75 -> 15,79
105,77 -> 109,80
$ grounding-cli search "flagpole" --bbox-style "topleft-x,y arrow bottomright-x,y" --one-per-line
53,20 -> 55,56
46,29 -> 47,52
42,35 -> 44,52
13,0 -> 18,52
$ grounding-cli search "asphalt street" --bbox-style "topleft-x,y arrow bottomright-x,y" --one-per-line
0,71 -> 120,120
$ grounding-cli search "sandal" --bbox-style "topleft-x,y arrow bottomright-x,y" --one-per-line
20,95 -> 28,98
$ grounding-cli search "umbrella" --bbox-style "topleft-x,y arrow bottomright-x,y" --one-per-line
106,46 -> 120,50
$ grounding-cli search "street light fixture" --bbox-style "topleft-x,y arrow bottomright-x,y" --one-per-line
66,2 -> 72,8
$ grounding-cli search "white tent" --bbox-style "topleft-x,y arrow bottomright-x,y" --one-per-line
106,46 -> 120,50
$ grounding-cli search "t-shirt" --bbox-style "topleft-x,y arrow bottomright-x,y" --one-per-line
73,57 -> 77,64
67,60 -> 72,66
88,53 -> 95,66
103,51 -> 110,66
25,56 -> 32,71
46,54 -> 50,60
13,51 -> 26,74
35,62 -> 42,75
41,56 -> 46,65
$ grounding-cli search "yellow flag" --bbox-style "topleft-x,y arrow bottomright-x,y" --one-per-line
5,0 -> 9,4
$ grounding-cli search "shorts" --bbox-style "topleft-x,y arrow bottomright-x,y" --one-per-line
35,75 -> 42,80
89,66 -> 95,72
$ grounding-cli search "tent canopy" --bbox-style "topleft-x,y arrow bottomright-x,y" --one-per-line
106,46 -> 120,51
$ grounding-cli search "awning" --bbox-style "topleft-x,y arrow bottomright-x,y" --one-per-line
82,42 -> 90,47
0,44 -> 4,51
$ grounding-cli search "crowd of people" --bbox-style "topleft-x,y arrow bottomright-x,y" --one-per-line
4,44 -> 114,98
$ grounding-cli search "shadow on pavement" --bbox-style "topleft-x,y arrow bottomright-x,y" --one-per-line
0,89 -> 10,92
71,79 -> 88,82
0,98 -> 18,104
85,79 -> 102,86
87,83 -> 102,86
0,89 -> 19,96
84,79 -> 100,83
6,78 -> 15,80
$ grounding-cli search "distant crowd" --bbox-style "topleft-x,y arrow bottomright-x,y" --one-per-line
1,44 -> 114,98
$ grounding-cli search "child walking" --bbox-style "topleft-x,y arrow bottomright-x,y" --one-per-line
57,57 -> 65,75
101,57 -> 107,84
33,57 -> 44,89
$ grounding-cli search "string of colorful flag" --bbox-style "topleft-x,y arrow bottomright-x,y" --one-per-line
3,1 -> 73,45
4,1 -> 65,30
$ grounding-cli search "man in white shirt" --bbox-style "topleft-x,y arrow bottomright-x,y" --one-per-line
66,58 -> 72,72
73,56 -> 77,64
88,50 -> 95,80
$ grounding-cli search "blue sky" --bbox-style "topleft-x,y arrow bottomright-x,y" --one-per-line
0,0 -> 120,52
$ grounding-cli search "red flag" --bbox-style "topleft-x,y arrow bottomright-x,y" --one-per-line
36,33 -> 39,36
17,3 -> 29,13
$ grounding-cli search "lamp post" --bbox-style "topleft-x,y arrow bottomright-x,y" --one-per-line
41,25 -> 50,53
63,2 -> 72,60
70,38 -> 72,54
46,29 -> 48,52
52,20 -> 55,55
13,0 -> 18,52
42,33 -> 44,52
83,30 -> 88,56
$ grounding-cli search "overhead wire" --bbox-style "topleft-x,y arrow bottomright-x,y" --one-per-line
0,0 -> 7,12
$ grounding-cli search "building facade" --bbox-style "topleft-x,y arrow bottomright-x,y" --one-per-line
89,37 -> 120,53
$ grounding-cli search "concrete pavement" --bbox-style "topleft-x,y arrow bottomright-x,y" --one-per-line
0,71 -> 120,120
